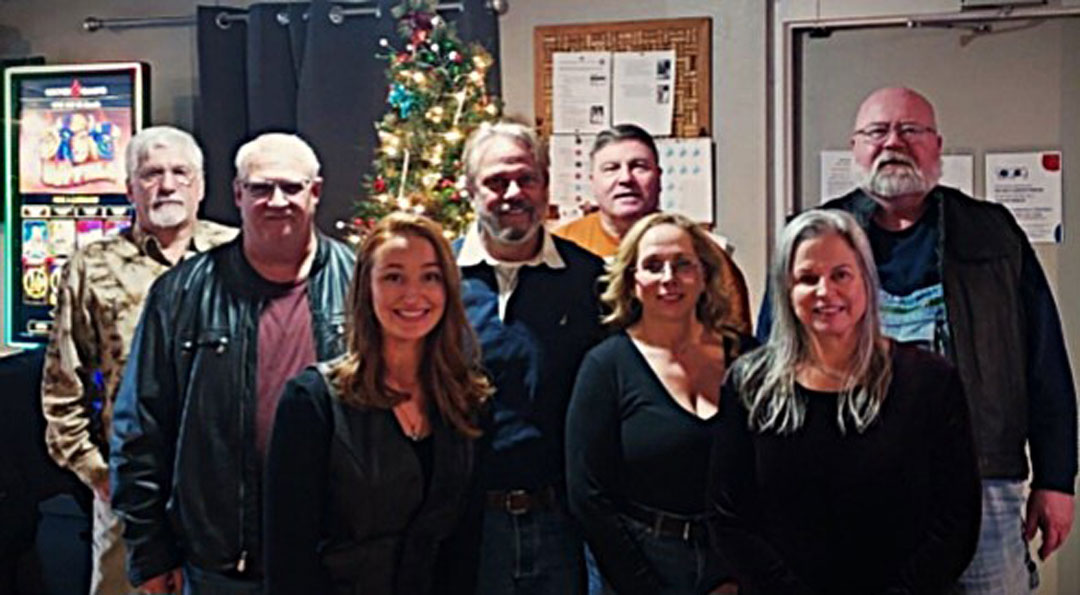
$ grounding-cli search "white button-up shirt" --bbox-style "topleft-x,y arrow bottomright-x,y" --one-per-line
456,223 -> 566,321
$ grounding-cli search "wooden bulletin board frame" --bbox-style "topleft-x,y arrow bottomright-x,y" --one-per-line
533,17 -> 712,138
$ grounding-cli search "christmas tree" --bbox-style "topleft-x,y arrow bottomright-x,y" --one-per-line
350,0 -> 501,240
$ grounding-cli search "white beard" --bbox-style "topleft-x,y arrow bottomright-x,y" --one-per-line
147,202 -> 190,229
854,150 -> 941,198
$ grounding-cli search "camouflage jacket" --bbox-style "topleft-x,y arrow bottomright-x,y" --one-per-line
41,220 -> 237,488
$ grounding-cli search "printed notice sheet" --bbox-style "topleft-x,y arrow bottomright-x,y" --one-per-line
819,151 -> 974,203
611,51 -> 675,137
985,151 -> 1063,243
552,52 -> 611,134
548,134 -> 596,222
656,137 -> 713,223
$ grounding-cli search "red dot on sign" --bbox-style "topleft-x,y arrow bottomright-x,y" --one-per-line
1042,153 -> 1061,172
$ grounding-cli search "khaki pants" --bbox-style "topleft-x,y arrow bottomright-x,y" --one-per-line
92,491 -> 137,595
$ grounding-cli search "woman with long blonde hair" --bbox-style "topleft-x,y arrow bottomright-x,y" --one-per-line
708,209 -> 980,594
567,212 -> 754,594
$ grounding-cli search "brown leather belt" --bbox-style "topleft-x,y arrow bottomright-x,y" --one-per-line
485,485 -> 559,515
620,502 -> 711,543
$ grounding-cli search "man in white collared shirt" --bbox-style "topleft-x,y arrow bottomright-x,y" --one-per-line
456,121 -> 605,595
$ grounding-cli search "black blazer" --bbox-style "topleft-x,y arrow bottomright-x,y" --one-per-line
264,364 -> 477,595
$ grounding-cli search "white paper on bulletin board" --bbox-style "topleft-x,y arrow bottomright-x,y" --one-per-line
656,137 -> 713,223
819,151 -> 974,203
985,151 -> 1063,243
612,50 -> 675,137
548,134 -> 596,222
552,52 -> 611,134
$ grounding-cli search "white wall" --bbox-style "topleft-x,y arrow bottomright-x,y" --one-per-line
0,0 -> 255,128
499,0 -> 771,312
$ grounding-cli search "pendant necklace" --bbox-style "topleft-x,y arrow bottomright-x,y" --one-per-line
394,399 -> 428,441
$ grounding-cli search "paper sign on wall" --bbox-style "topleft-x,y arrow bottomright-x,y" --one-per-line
985,151 -> 1063,243
611,51 -> 676,137
656,137 -> 713,224
552,53 -> 611,134
551,50 -> 675,136
548,134 -> 596,221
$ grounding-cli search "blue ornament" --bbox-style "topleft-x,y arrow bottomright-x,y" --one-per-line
388,84 -> 417,118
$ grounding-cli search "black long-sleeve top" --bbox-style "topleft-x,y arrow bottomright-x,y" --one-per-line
566,331 -> 753,595
264,366 -> 477,595
707,344 -> 981,595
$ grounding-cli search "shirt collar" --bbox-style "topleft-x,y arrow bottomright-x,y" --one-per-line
128,221 -> 204,266
457,223 -> 565,269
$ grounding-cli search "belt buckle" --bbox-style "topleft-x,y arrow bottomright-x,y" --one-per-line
505,489 -> 529,515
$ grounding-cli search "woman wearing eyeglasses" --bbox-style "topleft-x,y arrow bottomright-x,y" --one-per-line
707,210 -> 980,594
264,213 -> 491,595
566,212 -> 754,594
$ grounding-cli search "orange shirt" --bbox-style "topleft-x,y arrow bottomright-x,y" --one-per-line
553,212 -> 753,335
552,212 -> 620,257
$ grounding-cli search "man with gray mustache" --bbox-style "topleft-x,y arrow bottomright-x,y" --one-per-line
826,87 -> 1075,594
456,121 -> 605,594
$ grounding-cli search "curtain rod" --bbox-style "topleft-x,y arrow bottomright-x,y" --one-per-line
82,1 -> 506,33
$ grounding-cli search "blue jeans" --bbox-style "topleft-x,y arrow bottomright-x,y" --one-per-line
603,514 -> 727,595
182,565 -> 262,595
953,480 -> 1038,594
477,505 -> 585,595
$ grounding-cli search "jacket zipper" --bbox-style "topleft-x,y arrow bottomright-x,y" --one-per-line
237,306 -> 255,573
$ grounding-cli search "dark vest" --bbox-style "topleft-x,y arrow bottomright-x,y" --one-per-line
825,186 -> 1028,479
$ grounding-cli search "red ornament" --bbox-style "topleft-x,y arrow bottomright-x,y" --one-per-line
449,192 -> 461,202
411,29 -> 428,46
439,178 -> 454,189
374,177 -> 387,192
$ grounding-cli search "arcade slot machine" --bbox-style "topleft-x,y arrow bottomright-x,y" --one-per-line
4,62 -> 149,347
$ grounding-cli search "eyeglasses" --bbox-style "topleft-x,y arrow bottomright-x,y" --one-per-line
240,179 -> 312,198
634,257 -> 700,280
482,172 -> 544,195
853,123 -> 937,143
138,166 -> 198,187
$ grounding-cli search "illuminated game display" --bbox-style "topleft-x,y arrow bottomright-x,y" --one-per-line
4,62 -> 149,345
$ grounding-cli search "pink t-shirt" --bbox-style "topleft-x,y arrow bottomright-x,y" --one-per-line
255,282 -> 316,461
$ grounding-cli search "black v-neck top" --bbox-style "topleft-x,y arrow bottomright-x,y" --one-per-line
567,330 -> 755,515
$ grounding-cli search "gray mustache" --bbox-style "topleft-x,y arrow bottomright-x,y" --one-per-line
873,151 -> 917,171
496,200 -> 533,214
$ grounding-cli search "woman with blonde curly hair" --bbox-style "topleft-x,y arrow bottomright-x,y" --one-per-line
265,213 -> 490,595
566,212 -> 754,594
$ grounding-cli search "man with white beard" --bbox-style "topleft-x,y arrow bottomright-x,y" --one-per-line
41,126 -> 235,594
820,87 -> 1075,594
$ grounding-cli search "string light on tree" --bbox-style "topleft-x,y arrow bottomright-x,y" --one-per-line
352,0 -> 502,239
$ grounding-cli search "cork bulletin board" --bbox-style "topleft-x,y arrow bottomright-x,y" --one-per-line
533,17 -> 712,139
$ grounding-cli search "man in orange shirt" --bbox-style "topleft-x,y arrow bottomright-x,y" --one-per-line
553,124 -> 751,334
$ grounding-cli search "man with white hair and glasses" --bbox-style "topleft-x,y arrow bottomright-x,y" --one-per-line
41,126 -> 235,595
111,133 -> 354,594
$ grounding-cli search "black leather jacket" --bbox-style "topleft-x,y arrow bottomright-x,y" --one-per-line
110,233 -> 354,586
